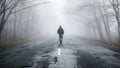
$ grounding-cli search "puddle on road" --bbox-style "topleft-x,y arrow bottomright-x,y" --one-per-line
58,48 -> 61,55
20,45 -> 56,68
49,48 -> 76,68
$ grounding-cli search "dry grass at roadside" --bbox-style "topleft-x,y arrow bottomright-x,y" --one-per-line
0,36 -> 47,51
84,37 -> 120,48
94,40 -> 120,48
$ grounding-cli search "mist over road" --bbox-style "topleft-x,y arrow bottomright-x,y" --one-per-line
0,37 -> 120,68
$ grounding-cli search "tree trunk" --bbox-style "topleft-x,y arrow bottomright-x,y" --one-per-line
99,5 -> 111,43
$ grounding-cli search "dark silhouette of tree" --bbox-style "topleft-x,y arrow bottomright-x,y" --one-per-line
0,0 -> 49,35
109,0 -> 120,42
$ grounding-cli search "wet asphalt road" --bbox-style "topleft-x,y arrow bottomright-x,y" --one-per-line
0,37 -> 120,68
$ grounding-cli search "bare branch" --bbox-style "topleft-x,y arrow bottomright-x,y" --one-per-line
11,2 -> 50,14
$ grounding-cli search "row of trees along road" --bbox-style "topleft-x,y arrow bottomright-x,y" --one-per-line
74,0 -> 120,44
0,0 -> 48,44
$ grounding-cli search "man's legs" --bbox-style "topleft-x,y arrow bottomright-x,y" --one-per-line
59,35 -> 63,45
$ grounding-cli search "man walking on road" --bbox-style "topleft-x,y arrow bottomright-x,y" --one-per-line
57,26 -> 64,46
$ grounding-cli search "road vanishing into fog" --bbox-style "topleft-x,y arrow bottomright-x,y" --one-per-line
0,37 -> 120,68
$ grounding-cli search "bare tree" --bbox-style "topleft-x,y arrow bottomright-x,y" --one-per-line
0,0 -> 20,35
109,0 -> 120,42
98,0 -> 111,43
0,0 -> 49,36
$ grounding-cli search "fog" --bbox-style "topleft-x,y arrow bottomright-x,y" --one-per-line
31,0 -> 85,37
1,0 -> 120,68
0,0 -> 119,43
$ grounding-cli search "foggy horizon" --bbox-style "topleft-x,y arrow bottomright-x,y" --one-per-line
0,0 -> 120,68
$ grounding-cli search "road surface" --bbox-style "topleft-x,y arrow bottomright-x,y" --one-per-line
0,37 -> 120,68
